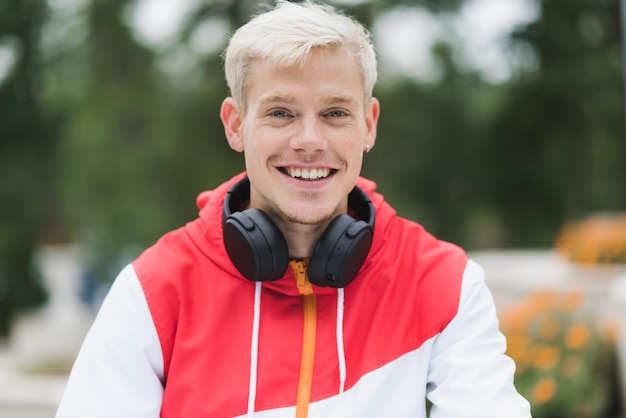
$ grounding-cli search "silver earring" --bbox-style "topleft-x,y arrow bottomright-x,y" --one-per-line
365,145 -> 370,153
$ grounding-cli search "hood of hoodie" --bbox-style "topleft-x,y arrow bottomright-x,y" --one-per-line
184,171 -> 395,296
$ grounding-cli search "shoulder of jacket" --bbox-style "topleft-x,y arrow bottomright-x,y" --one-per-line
370,216 -> 468,332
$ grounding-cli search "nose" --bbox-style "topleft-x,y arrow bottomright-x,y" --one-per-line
289,115 -> 328,152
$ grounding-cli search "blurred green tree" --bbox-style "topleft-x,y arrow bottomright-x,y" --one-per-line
0,0 -> 52,336
56,0 -> 245,286
364,41 -> 501,247
484,0 -> 624,246
57,0 -> 182,284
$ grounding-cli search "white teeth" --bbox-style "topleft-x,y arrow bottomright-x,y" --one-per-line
286,167 -> 330,180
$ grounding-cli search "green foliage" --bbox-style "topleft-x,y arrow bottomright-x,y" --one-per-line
365,42 -> 503,247
484,0 -> 624,247
367,0 -> 624,249
55,0 -> 244,284
0,0 -> 52,336
57,0 -> 171,281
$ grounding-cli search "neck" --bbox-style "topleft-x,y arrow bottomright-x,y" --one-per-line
278,220 -> 327,260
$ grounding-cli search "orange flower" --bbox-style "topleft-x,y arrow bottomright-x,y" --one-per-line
514,356 -> 530,375
538,316 -> 560,341
561,291 -> 585,312
565,324 -> 591,350
500,306 -> 532,332
532,378 -> 557,403
602,320 -> 619,346
555,212 -> 626,264
530,291 -> 558,313
533,345 -> 560,370
506,333 -> 530,355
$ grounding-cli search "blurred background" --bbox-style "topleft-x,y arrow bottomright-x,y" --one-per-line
0,0 -> 625,416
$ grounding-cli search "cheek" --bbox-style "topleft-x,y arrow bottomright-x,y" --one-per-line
246,128 -> 289,160
242,136 -> 271,170
344,148 -> 364,172
352,156 -> 364,172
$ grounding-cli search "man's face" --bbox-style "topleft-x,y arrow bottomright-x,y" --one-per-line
221,48 -> 379,228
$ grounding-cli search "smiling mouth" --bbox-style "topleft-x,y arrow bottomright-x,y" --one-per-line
281,167 -> 335,180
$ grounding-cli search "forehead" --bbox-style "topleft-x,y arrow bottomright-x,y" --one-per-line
244,49 -> 365,107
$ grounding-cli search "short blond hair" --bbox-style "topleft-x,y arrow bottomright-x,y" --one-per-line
223,1 -> 377,111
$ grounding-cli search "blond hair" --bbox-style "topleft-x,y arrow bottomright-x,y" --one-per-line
223,1 -> 377,111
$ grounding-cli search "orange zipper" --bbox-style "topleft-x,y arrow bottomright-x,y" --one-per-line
291,260 -> 316,418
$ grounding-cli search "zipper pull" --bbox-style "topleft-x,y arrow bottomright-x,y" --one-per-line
292,260 -> 313,295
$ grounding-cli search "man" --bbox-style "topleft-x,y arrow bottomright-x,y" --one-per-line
56,1 -> 532,417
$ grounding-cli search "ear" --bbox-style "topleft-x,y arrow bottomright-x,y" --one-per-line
364,97 -> 380,151
220,97 -> 244,152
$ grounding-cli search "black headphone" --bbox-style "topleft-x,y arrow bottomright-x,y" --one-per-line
222,176 -> 375,288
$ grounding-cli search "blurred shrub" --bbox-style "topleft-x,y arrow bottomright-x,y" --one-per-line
555,212 -> 626,265
500,290 -> 619,418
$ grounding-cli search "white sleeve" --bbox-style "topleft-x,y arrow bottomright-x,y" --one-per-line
55,264 -> 164,418
427,260 -> 532,418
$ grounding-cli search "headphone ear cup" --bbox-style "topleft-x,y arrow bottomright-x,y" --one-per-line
223,208 -> 289,282
308,215 -> 373,288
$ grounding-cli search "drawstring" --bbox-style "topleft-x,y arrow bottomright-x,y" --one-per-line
247,283 -> 347,416
247,282 -> 262,416
336,288 -> 346,394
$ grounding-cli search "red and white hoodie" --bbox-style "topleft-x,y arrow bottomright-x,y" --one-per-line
56,173 -> 532,418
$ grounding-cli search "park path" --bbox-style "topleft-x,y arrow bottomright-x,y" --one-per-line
0,244 -> 93,417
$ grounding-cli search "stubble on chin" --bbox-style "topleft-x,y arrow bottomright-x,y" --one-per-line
280,208 -> 335,227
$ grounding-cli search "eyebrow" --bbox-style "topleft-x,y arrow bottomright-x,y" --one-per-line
258,93 -> 358,107
325,94 -> 358,106
258,93 -> 296,107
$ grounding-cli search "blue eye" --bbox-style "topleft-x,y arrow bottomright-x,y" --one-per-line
271,110 -> 289,117
327,110 -> 346,117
